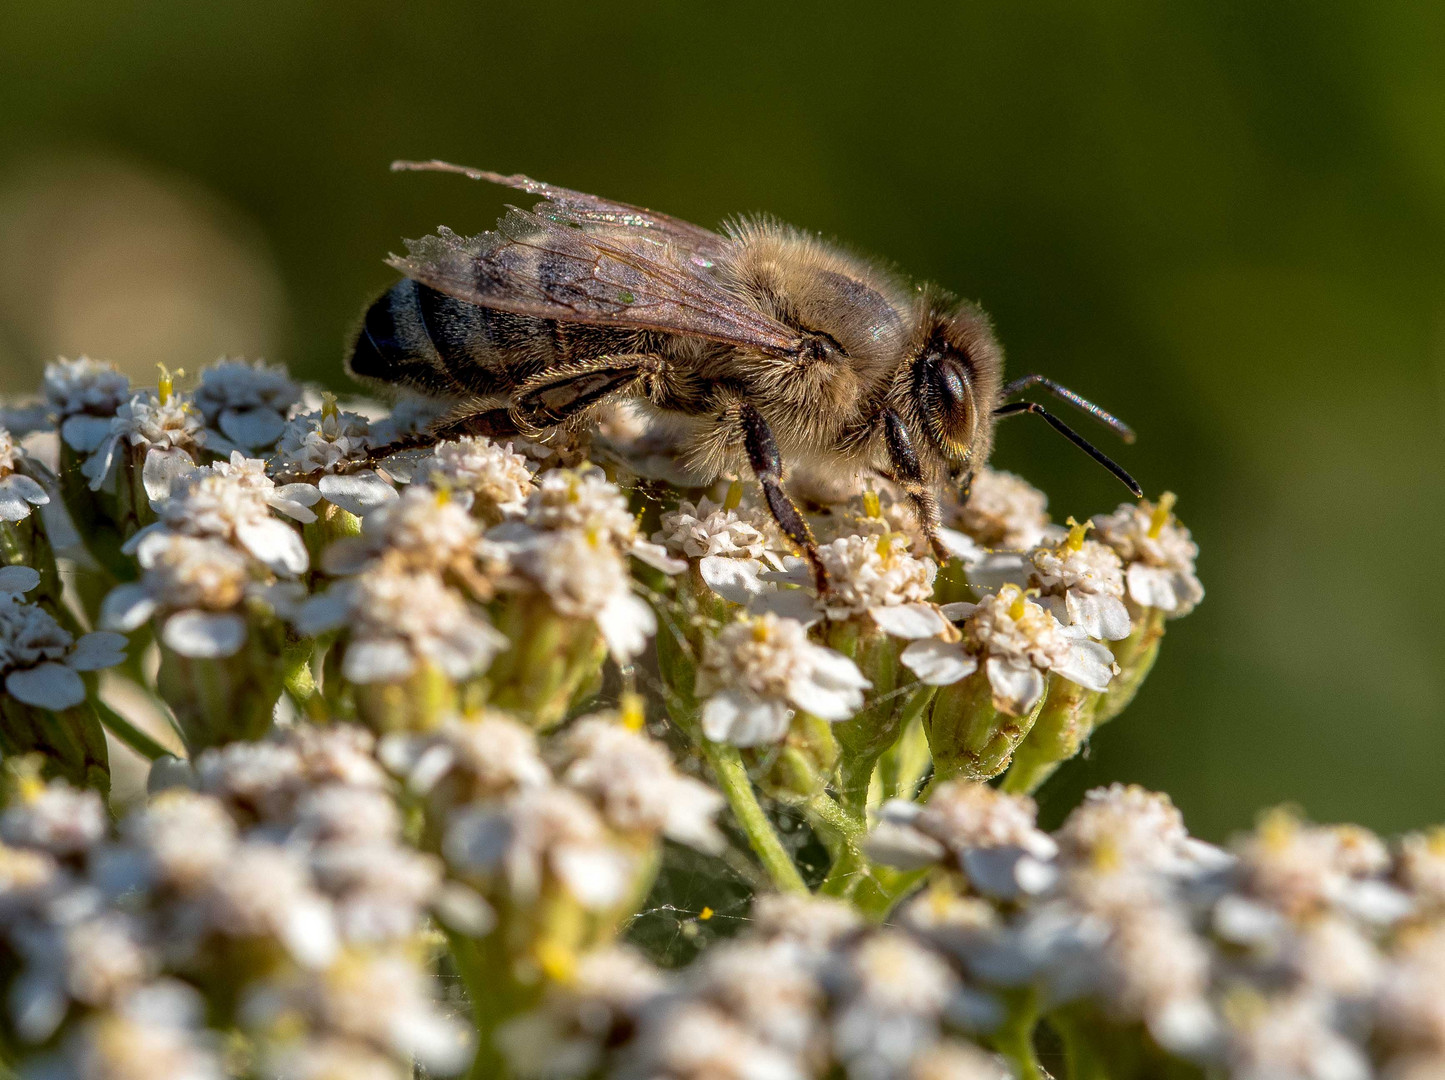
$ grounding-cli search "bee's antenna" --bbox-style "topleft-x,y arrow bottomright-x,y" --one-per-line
1001,374 -> 1136,444
994,400 -> 1143,497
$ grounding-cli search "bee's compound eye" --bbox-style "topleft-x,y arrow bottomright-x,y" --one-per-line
938,358 -> 969,410
914,344 -> 976,453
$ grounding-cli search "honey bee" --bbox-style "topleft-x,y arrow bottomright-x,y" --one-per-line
350,160 -> 1139,590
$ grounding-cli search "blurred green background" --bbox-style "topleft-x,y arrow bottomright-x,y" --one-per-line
1,1 -> 1441,840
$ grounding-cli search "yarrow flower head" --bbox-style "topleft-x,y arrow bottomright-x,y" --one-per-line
520,467 -> 682,573
1091,493 -> 1204,617
551,711 -> 725,853
129,454 -> 315,576
507,528 -> 658,662
271,397 -> 396,515
951,468 -> 1051,549
900,585 -> 1116,714
0,427 -> 50,523
695,613 -> 870,746
1025,519 -> 1132,641
415,436 -> 535,521
0,565 -> 126,709
102,533 -> 296,658
323,483 -> 485,579
866,780 -> 1059,899
82,381 -> 206,500
296,562 -> 505,685
44,356 -> 131,452
191,357 -> 301,454
810,533 -> 952,637
652,489 -> 784,603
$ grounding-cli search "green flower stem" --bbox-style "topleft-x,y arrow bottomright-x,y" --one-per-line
926,671 -> 1046,783
92,697 -> 171,761
703,740 -> 807,894
446,928 -> 519,1080
1000,680 -> 1102,796
0,697 -> 110,794
1095,608 -> 1167,726
991,988 -> 1044,1080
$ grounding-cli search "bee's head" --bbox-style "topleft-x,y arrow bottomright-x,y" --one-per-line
909,297 -> 1003,473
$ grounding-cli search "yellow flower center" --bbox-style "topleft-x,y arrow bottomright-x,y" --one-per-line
1147,491 -> 1178,539
619,691 -> 645,731
724,477 -> 744,511
862,487 -> 882,520
1064,516 -> 1092,552
156,363 -> 185,405
320,391 -> 339,420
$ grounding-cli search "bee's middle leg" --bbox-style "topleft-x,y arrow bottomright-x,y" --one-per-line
738,403 -> 828,594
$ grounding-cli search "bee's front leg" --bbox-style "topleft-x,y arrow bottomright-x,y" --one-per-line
878,409 -> 948,562
738,403 -> 829,595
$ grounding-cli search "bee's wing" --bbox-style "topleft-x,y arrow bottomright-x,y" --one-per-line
388,208 -> 804,355
393,161 -> 731,257
392,160 -> 731,256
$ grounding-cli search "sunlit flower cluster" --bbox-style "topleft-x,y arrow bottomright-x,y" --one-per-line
0,352 -> 1240,1080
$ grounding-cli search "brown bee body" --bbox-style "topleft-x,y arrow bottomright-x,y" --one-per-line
350,161 -> 1138,587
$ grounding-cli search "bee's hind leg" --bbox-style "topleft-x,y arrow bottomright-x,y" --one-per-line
738,403 -> 829,595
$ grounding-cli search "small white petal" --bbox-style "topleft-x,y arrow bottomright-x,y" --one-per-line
67,631 -> 128,671
234,516 -> 309,576
3,473 -> 49,506
984,656 -> 1045,715
293,591 -> 352,636
698,555 -> 767,603
161,610 -> 248,658
100,583 -> 158,632
342,638 -> 419,683
939,601 -> 978,621
961,847 -> 1059,899
934,526 -> 985,563
630,539 -> 687,575
869,602 -> 950,639
701,689 -> 791,746
0,565 -> 40,594
900,639 -> 979,686
318,470 -> 398,515
141,446 -> 198,502
1126,563 -> 1179,611
595,591 -> 655,663
218,407 -> 285,449
746,586 -> 822,626
60,414 -> 114,452
0,487 -> 36,522
552,844 -> 635,909
864,821 -> 947,870
6,663 -> 86,709
1053,639 -> 1116,692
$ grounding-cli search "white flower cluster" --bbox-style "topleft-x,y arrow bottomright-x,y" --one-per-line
504,894 -> 1012,1080
863,780 -> 1445,1080
0,566 -> 125,709
1091,494 -> 1204,617
382,708 -> 723,911
901,585 -> 1116,716
192,358 -> 301,454
0,428 -> 50,523
102,453 -> 317,657
0,725 -> 471,1079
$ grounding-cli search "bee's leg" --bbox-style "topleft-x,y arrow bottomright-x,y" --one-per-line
878,409 -> 948,562
738,403 -> 828,594
510,356 -> 653,433
361,402 -> 519,468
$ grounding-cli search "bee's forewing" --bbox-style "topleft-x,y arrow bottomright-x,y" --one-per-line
388,205 -> 802,356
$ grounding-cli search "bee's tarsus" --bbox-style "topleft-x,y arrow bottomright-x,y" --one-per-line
739,403 -> 828,594
1001,374 -> 1136,444
994,400 -> 1143,497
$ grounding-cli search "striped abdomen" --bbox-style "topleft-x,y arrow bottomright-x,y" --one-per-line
347,279 -> 646,400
